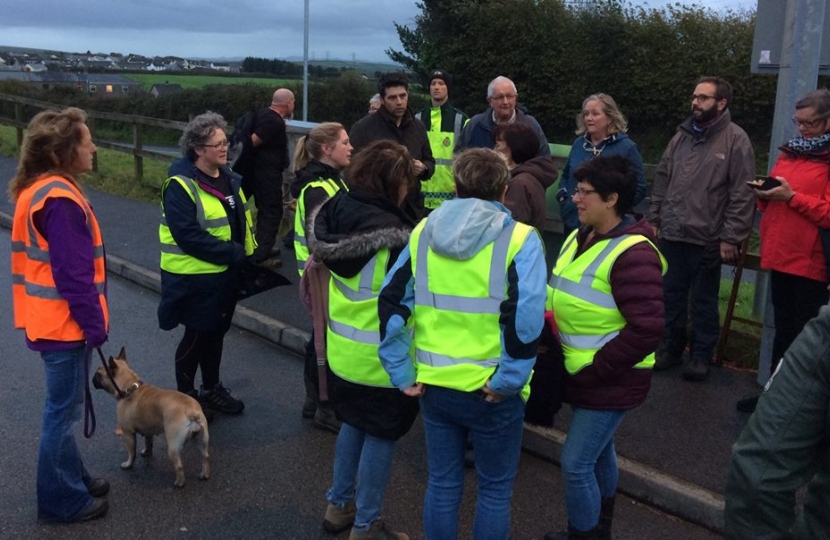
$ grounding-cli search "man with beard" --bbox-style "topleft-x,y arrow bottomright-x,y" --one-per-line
648,76 -> 755,381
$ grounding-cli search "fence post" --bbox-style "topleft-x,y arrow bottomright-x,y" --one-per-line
14,103 -> 23,148
133,122 -> 144,182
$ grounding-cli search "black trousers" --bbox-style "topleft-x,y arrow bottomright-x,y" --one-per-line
251,168 -> 283,261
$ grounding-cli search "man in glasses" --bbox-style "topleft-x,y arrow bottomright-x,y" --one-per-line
648,76 -> 755,382
247,87 -> 295,267
455,75 -> 550,157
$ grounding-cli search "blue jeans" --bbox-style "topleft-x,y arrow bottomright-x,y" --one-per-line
560,407 -> 626,532
327,422 -> 396,530
420,385 -> 525,540
37,346 -> 96,522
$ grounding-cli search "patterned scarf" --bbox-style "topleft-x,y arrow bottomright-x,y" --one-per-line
785,132 -> 830,154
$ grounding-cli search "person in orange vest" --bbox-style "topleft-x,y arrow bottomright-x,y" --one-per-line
9,107 -> 110,523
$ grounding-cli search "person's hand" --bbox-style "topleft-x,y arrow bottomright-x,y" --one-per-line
481,381 -> 504,403
720,242 -> 739,264
86,332 -> 108,349
751,177 -> 794,202
412,159 -> 426,175
403,383 -> 424,397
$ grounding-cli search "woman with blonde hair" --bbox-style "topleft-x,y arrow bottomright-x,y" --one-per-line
10,107 -> 110,522
290,122 -> 352,431
557,93 -> 646,234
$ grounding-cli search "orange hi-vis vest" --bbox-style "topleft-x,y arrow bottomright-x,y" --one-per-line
11,175 -> 109,342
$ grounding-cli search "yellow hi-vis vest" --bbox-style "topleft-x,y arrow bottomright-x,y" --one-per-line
327,249 -> 397,387
410,218 -> 535,400
549,231 -> 667,375
294,177 -> 347,277
415,107 -> 465,210
159,175 -> 255,274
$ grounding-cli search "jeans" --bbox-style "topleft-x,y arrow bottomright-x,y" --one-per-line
327,422 -> 396,530
420,385 -> 525,540
37,346 -> 95,522
560,407 -> 626,532
658,239 -> 721,361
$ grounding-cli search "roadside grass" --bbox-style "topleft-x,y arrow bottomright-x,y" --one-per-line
125,73 -> 299,90
718,277 -> 762,370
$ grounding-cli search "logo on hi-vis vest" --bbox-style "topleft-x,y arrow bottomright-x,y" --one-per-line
442,137 -> 451,148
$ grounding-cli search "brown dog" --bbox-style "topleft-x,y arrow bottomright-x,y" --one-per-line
92,348 -> 210,488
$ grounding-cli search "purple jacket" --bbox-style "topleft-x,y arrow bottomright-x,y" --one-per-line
563,215 -> 664,410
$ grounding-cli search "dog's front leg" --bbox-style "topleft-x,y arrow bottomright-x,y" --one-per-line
141,434 -> 154,457
121,429 -> 136,469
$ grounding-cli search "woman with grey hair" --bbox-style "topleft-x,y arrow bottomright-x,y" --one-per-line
158,111 -> 256,416
557,93 -> 646,235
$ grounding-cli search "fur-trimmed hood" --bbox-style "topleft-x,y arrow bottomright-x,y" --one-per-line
308,189 -> 414,278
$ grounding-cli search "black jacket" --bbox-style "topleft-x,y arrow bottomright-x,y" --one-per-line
308,189 -> 419,440
157,158 -> 248,332
290,159 -> 348,221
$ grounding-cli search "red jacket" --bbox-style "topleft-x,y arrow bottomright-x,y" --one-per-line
760,147 -> 830,283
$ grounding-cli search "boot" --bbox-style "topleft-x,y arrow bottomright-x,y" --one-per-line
184,390 -> 215,423
682,357 -> 709,382
598,497 -> 615,540
544,525 -> 600,540
653,340 -> 682,371
349,520 -> 409,540
322,499 -> 355,534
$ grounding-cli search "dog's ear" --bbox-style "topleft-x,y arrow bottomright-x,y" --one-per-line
118,346 -> 127,360
108,357 -> 118,372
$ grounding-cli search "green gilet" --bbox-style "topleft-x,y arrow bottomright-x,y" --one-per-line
159,175 -> 255,274
410,218 -> 535,401
294,177 -> 347,277
549,231 -> 667,375
415,106 -> 465,210
327,249 -> 396,387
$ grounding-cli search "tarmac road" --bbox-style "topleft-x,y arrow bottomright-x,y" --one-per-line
0,228 -> 720,540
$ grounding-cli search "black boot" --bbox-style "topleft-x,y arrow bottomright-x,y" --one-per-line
544,525 -> 600,540
598,497 -> 615,540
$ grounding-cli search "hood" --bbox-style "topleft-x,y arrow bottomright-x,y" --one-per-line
512,155 -> 557,189
291,159 -> 343,198
423,198 -> 512,260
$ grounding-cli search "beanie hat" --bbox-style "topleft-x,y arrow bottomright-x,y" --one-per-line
428,70 -> 452,88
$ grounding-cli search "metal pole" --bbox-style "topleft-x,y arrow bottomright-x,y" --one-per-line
303,0 -> 309,122
755,0 -> 825,385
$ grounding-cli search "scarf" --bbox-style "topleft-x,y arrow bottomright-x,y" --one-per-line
784,133 -> 830,154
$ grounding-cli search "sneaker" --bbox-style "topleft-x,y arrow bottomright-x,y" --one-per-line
74,498 -> 109,522
323,499 -> 356,534
682,357 -> 709,382
736,395 -> 760,413
313,405 -> 341,434
86,477 -> 110,498
200,382 -> 245,414
302,397 -> 317,419
349,520 -> 409,540
184,389 -> 215,423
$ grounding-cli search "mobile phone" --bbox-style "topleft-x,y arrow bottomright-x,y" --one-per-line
749,176 -> 782,191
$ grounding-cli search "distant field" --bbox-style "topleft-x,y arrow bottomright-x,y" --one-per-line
124,73 -> 300,90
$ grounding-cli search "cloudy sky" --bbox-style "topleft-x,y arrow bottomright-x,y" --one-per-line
1,0 -> 755,64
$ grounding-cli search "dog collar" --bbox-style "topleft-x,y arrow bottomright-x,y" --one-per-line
120,380 -> 144,400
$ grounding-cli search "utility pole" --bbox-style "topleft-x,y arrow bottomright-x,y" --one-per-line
303,0 -> 309,122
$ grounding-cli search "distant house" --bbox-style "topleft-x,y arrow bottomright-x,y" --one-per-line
0,72 -> 142,96
149,83 -> 183,98
210,62 -> 230,72
21,62 -> 48,73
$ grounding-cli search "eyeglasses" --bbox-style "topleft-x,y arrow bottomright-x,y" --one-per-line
691,94 -> 717,103
572,187 -> 598,198
490,93 -> 517,102
202,140 -> 229,148
791,116 -> 827,128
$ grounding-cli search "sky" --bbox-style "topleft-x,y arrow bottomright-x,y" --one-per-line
0,0 -> 755,64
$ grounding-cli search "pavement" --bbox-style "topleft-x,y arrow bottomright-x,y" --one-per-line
0,155 -> 763,535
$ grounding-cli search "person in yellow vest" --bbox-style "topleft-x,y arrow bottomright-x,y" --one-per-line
378,148 -> 547,540
290,122 -> 352,432
9,107 -> 110,522
414,70 -> 469,211
308,140 -> 419,540
159,112 -> 255,416
544,155 -> 665,540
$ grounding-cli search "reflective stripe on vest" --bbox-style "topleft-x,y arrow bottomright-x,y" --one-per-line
326,250 -> 396,388
420,108 -> 465,210
159,175 -> 255,275
293,177 -> 345,277
411,218 -> 534,400
11,175 -> 109,342
550,231 -> 667,375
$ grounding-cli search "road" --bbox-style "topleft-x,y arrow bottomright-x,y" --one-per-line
0,229 -> 721,540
